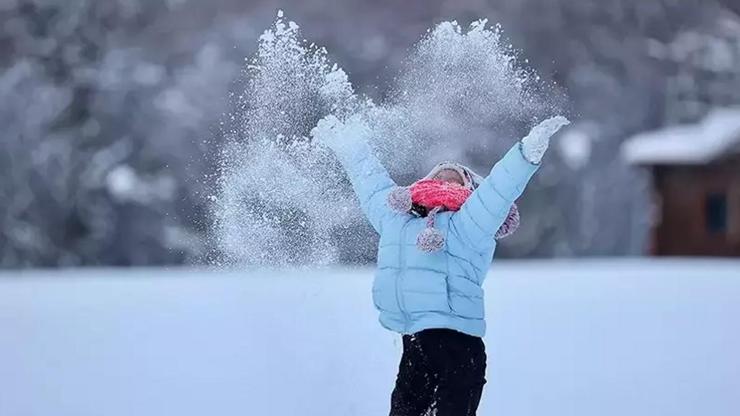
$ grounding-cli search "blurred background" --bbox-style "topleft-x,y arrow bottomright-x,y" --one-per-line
2,0 -> 739,268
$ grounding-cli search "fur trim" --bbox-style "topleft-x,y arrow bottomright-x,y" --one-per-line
387,186 -> 412,213
423,162 -> 476,190
495,204 -> 520,239
423,161 -> 486,191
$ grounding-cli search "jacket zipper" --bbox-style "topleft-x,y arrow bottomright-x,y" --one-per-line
396,220 -> 410,332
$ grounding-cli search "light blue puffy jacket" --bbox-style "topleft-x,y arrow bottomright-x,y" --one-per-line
333,139 -> 539,338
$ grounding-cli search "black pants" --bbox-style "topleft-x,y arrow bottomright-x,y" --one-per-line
389,328 -> 487,416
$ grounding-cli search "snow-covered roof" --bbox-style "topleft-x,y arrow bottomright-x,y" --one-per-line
622,107 -> 740,165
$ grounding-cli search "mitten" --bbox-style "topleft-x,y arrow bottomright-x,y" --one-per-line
520,116 -> 570,164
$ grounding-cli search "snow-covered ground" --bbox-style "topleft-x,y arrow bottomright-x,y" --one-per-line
1,259 -> 739,416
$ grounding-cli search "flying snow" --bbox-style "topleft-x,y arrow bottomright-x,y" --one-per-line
370,19 -> 561,169
212,12 -> 564,267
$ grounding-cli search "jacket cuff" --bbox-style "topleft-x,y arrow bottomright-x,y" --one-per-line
518,141 -> 542,166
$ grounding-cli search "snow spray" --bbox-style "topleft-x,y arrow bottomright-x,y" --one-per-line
211,11 -> 564,267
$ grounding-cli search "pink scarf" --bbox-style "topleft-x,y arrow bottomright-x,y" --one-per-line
386,178 -> 520,253
410,179 -> 472,212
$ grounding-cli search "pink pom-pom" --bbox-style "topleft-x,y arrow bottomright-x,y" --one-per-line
495,203 -> 520,239
417,227 -> 445,252
387,186 -> 412,213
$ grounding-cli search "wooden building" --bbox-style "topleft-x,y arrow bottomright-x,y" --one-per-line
622,108 -> 740,256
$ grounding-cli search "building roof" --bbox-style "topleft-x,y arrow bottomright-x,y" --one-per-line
622,107 -> 740,165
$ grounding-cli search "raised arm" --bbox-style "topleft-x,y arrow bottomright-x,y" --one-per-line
311,115 -> 397,233
450,116 -> 570,250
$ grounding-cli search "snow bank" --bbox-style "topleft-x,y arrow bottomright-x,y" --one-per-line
1,259 -> 739,416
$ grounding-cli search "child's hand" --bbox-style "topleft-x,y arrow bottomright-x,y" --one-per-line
521,116 -> 570,164
311,114 -> 343,148
311,114 -> 371,153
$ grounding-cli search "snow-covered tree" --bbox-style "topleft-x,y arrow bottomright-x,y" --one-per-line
0,0 -> 240,266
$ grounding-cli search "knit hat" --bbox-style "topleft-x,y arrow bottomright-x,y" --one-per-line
387,162 -> 520,253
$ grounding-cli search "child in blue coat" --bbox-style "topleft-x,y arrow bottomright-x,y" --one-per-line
312,115 -> 569,416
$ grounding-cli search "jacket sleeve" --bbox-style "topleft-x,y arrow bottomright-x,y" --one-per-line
330,138 -> 398,234
450,142 -> 540,250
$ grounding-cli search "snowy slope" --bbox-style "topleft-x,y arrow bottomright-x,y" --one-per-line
1,260 -> 739,416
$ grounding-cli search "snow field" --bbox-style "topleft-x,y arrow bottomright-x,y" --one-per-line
0,259 -> 738,416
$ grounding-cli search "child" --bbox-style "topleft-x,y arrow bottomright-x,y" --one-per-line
311,115 -> 570,416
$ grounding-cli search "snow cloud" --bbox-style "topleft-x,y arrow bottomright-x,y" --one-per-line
213,12 -> 565,267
